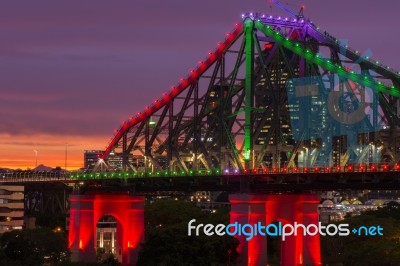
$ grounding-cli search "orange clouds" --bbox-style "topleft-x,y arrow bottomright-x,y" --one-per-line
0,133 -> 107,170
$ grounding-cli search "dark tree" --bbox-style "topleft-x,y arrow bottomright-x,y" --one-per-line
137,199 -> 239,265
0,228 -> 69,265
322,201 -> 400,265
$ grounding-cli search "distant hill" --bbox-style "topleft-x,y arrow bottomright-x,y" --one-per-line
33,164 -> 53,172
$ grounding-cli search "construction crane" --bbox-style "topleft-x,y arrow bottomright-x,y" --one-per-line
270,0 -> 304,19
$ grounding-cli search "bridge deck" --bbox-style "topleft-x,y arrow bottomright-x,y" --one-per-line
2,166 -> 400,192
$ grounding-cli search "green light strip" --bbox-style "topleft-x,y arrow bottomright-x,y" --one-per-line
254,20 -> 400,97
244,19 -> 254,162
71,169 -> 222,179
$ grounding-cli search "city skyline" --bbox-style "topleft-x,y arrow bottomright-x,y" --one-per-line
1,0 -> 399,169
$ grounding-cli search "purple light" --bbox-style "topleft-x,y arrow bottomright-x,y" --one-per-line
293,19 -> 297,22
234,169 -> 238,173
278,16 -> 281,20
269,15 -> 273,19
285,17 -> 288,21
224,169 -> 229,174
250,12 -> 253,16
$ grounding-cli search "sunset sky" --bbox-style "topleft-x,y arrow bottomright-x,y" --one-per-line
1,0 -> 399,169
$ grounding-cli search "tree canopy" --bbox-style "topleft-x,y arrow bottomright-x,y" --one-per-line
0,228 -> 69,265
322,201 -> 400,265
137,199 -> 239,266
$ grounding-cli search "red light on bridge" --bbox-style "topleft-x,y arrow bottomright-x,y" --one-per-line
244,169 -> 249,174
383,164 -> 389,171
294,167 -> 298,173
262,168 -> 268,174
190,72 -> 198,79
264,43 -> 273,50
371,164 -> 377,171
273,167 -> 278,173
253,169 -> 258,174
314,167 -> 319,173
396,164 -> 400,170
304,167 -> 309,173
347,165 -> 353,172
283,168 -> 287,173
325,167 -> 331,172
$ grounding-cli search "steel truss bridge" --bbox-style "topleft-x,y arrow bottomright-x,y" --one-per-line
3,12 -> 399,266
2,13 -> 400,192
89,13 -> 400,180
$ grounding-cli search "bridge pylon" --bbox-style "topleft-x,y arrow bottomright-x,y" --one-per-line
68,194 -> 144,265
230,193 -> 322,266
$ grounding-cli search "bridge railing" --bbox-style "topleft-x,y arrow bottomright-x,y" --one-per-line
0,171 -> 70,182
67,163 -> 400,179
224,163 -> 400,175
0,163 -> 399,182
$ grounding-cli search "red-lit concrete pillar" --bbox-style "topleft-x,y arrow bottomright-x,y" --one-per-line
267,194 -> 321,266
69,194 -> 144,266
122,199 -> 145,265
230,194 -> 321,266
69,196 -> 96,262
266,195 -> 299,266
230,194 -> 268,266
297,195 -> 321,266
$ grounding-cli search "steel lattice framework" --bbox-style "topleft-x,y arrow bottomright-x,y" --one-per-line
95,13 -> 400,174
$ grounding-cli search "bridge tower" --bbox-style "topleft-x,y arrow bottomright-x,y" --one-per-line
68,194 -> 144,265
230,194 -> 321,266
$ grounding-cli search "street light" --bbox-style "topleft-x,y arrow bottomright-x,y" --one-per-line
33,150 -> 38,168
65,143 -> 68,173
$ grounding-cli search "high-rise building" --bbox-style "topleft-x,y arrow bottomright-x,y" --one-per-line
84,150 -> 104,170
253,48 -> 300,167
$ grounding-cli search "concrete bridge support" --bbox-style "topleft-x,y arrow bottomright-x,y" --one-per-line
68,194 -> 144,266
230,194 -> 321,266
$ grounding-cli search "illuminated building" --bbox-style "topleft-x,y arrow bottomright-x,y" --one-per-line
84,150 -> 104,170
0,186 -> 24,233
